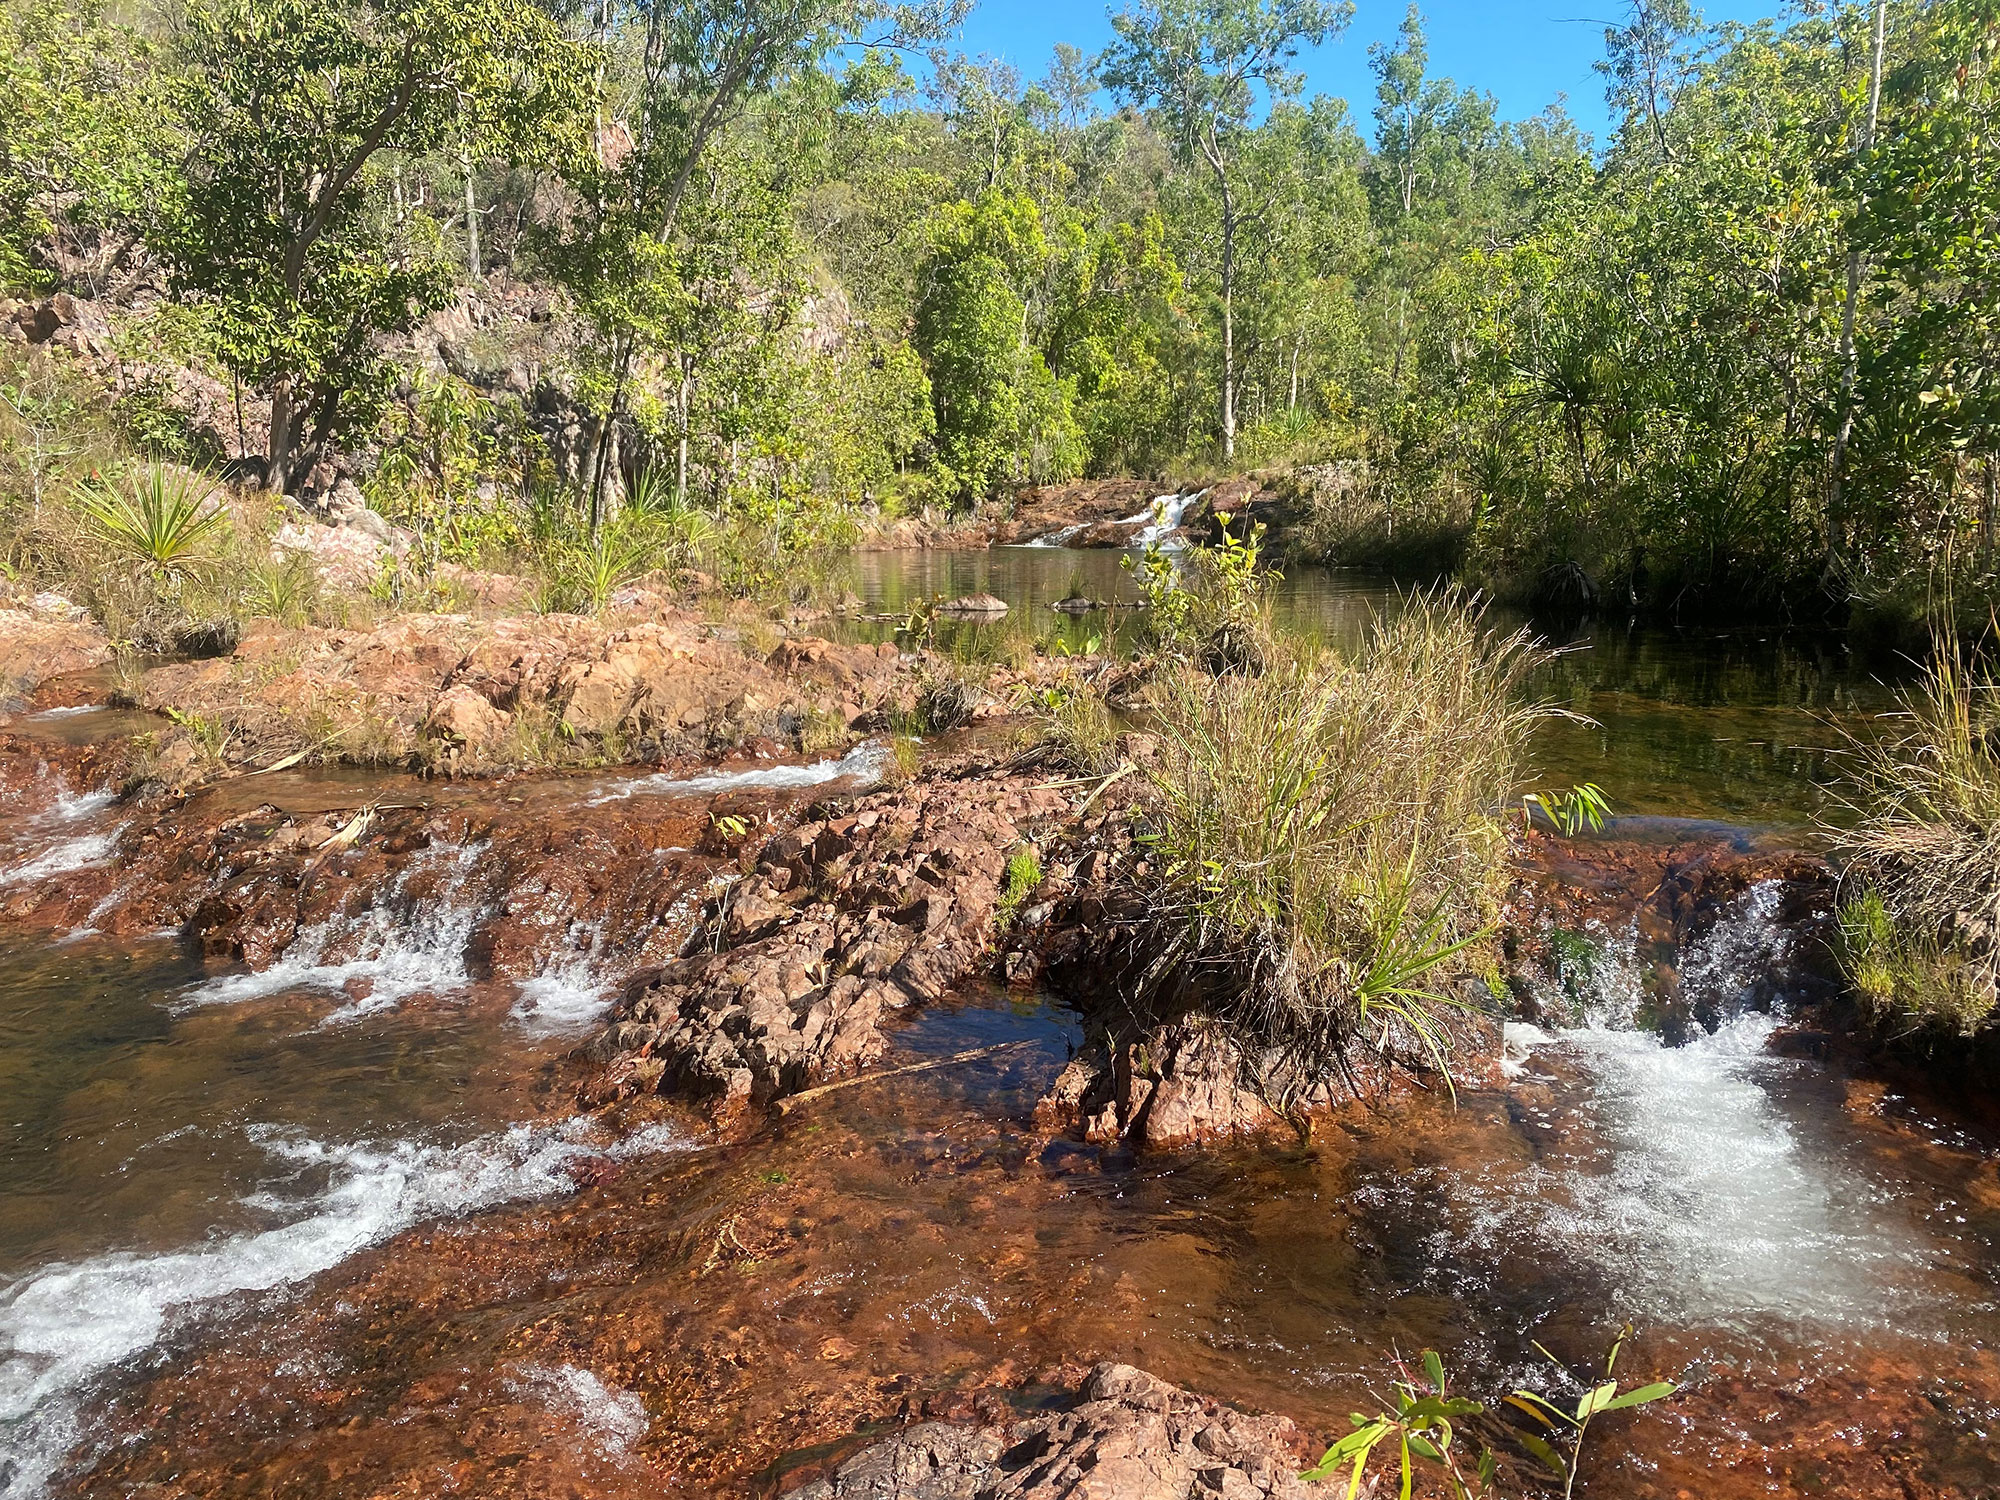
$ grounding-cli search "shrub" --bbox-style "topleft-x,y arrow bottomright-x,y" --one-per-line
1134,590 -> 1547,1095
74,463 -> 228,571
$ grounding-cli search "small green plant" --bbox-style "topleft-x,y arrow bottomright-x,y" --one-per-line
1835,889 -> 1993,1034
711,812 -> 753,839
1522,782 -> 1611,836
997,845 -> 1042,926
1122,539 -> 1192,644
76,464 -> 229,571
1504,1327 -> 1676,1498
1302,1349 -> 1494,1499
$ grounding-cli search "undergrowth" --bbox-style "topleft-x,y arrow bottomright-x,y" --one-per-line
1830,635 -> 2000,1035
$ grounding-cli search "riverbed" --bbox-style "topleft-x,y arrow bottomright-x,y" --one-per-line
2,553 -> 1995,1499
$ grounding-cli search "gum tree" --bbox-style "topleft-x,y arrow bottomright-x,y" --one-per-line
1099,0 -> 1351,460
158,0 -> 593,494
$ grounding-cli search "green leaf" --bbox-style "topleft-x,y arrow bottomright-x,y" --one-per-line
1601,1381 -> 1676,1411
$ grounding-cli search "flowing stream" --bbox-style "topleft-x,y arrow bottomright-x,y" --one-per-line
1,558 -> 1996,1498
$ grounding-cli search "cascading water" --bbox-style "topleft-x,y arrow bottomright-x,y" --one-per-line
0,1116 -> 692,1496
589,739 -> 885,806
1493,881 -> 1933,1335
182,840 -> 492,1016
1123,489 -> 1205,550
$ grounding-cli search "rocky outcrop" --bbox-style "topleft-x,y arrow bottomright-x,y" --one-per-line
785,1363 -> 1325,1500
0,733 -> 877,1003
0,588 -> 113,707
135,614 -> 905,774
580,759 -> 1070,1121
993,480 -> 1167,547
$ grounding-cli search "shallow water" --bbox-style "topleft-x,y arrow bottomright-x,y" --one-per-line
833,548 -> 1897,830
0,557 -> 1989,1497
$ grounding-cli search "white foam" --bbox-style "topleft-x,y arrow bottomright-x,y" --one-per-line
25,706 -> 96,721
1490,882 -> 1928,1333
1122,490 -> 1205,550
0,1117 -> 690,1495
589,740 -> 884,805
507,1363 -> 649,1451
47,788 -> 114,821
181,843 -> 487,1013
0,829 -> 122,885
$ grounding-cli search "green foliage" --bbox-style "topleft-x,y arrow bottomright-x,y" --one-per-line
997,845 -> 1043,925
1836,890 -> 1995,1036
1135,591 -> 1546,1096
75,464 -> 229,572
156,0 -> 592,490
1504,1327 -> 1677,1498
1302,1349 -> 1493,1500
0,0 -> 167,292
1522,781 -> 1612,836
369,371 -> 532,565
914,189 -> 1082,501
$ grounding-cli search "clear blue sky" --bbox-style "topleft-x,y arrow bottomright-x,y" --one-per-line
944,0 -> 1783,147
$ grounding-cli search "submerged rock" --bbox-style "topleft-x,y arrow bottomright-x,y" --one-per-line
785,1362 -> 1324,1499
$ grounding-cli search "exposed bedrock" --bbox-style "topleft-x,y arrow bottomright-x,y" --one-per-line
137,614 -> 907,773
783,1362 -> 1325,1500
579,759 -> 1071,1121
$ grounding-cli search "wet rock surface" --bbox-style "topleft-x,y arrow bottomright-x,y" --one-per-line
0,587 -> 113,706
784,1362 -> 1325,1500
582,758 -> 1071,1121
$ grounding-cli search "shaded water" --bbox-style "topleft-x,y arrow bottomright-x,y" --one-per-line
0,556 -> 1991,1498
833,548 -> 1899,829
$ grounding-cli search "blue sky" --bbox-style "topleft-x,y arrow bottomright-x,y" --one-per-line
945,0 -> 1783,146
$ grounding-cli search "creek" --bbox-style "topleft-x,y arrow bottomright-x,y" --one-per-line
1,552 -> 1996,1499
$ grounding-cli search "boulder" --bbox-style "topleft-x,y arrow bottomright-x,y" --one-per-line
423,683 -> 512,751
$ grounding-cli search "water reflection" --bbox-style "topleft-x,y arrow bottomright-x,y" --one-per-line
833,548 -> 1904,830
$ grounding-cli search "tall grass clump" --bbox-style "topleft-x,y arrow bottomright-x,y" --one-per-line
1829,634 -> 2000,1035
1134,590 -> 1547,1095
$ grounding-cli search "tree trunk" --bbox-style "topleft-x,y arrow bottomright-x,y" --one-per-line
461,143 -> 481,281
1219,175 -> 1237,462
268,374 -> 295,496
676,363 -> 691,507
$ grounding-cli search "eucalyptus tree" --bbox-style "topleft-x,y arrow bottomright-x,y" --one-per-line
158,0 -> 594,495
558,0 -> 965,528
1098,0 -> 1352,460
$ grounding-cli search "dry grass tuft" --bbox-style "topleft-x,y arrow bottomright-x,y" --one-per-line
1831,636 -> 2000,1031
1133,589 -> 1547,1095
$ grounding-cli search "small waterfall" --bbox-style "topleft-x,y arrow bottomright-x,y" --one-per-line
1123,490 -> 1205,550
0,1116 -> 691,1497
182,842 -> 491,1016
1496,880 -> 1930,1333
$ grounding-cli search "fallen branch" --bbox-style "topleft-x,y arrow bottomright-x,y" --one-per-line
772,1041 -> 1032,1115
